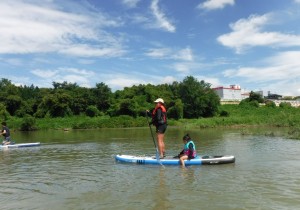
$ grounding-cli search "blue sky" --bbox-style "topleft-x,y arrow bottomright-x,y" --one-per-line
1,0 -> 300,96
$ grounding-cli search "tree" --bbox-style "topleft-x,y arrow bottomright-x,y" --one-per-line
20,115 -> 36,131
178,76 -> 220,118
239,91 -> 264,107
167,99 -> 183,119
118,98 -> 138,117
0,103 -> 10,120
86,105 -> 100,117
5,95 -> 22,116
265,100 -> 276,108
249,91 -> 264,103
92,82 -> 112,112
70,87 -> 92,115
279,102 -> 292,108
40,91 -> 73,117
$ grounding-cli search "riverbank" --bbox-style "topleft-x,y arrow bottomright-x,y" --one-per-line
5,104 -> 300,139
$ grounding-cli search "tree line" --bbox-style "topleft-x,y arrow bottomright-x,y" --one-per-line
0,76 -> 221,121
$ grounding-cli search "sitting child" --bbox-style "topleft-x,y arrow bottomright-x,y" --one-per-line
176,134 -> 197,167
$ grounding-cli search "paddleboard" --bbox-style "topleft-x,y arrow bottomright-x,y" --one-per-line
0,142 -> 41,149
115,154 -> 235,165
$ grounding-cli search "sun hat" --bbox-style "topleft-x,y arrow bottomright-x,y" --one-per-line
154,98 -> 164,103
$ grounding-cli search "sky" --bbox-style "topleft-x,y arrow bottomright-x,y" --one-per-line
1,0 -> 300,96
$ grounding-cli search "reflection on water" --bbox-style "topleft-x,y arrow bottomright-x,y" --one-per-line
0,127 -> 300,209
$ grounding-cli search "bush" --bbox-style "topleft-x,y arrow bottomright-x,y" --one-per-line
86,105 -> 100,117
219,110 -> 229,117
20,115 -> 36,131
0,103 -> 10,121
279,102 -> 292,108
239,100 -> 259,107
265,100 -> 276,108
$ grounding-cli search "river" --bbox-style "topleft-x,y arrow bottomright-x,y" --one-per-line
0,127 -> 300,210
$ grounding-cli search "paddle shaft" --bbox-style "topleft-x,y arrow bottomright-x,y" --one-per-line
146,111 -> 160,159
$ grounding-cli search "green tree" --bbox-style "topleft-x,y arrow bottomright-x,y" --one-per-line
249,91 -> 264,103
5,95 -> 22,116
265,100 -> 276,108
70,87 -> 92,115
178,76 -> 220,118
239,91 -> 264,107
86,105 -> 100,117
0,103 -> 10,120
39,91 -> 73,117
279,102 -> 292,108
167,99 -> 183,119
20,115 -> 36,131
92,82 -> 112,112
118,98 -> 138,117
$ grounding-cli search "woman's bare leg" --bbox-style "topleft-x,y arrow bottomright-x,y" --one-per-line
157,133 -> 165,157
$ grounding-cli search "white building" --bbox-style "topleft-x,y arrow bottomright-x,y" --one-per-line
213,85 -> 243,101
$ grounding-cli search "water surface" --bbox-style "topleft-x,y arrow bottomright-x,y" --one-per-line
1,127 -> 300,209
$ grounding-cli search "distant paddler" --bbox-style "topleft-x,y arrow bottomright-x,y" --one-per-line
1,122 -> 11,145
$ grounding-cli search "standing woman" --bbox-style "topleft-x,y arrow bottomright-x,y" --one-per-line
149,98 -> 168,159
1,122 -> 11,145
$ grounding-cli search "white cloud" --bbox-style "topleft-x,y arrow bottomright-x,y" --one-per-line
196,76 -> 221,87
122,0 -> 140,8
0,1 -> 125,57
145,48 -> 171,58
295,0 -> 300,3
0,58 -> 23,66
162,76 -> 176,84
223,51 -> 300,95
198,0 -> 235,10
30,67 -> 96,87
105,75 -> 147,90
174,48 -> 194,61
145,47 -> 193,61
217,14 -> 300,53
31,69 -> 58,78
78,59 -> 95,65
150,0 -> 176,32
173,63 -> 191,73
59,44 -> 126,58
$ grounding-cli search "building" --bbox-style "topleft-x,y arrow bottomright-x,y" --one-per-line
266,91 -> 282,100
213,85 -> 243,101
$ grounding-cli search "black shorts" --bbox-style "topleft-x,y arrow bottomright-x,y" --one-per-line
156,124 -> 167,134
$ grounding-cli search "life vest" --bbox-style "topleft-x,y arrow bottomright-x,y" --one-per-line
183,140 -> 197,158
152,104 -> 167,125
2,127 -> 10,138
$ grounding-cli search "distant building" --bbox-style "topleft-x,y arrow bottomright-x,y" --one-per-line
213,85 -> 243,101
266,91 -> 282,100
213,86 -> 300,107
255,90 -> 264,97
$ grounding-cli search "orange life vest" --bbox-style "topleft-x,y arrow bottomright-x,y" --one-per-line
152,104 -> 167,125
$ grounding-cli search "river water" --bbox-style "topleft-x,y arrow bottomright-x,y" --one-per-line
0,127 -> 300,210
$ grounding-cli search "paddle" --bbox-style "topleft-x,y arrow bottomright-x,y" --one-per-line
146,111 -> 163,165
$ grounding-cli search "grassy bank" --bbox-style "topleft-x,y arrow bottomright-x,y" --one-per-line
178,104 -> 300,128
5,104 -> 300,139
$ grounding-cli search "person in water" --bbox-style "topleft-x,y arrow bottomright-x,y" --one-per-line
148,98 -> 168,159
1,122 -> 11,145
177,134 -> 197,167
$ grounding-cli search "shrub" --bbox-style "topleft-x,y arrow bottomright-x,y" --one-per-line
219,110 -> 229,117
279,102 -> 292,108
265,100 -> 276,108
20,115 -> 36,131
86,105 -> 100,117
